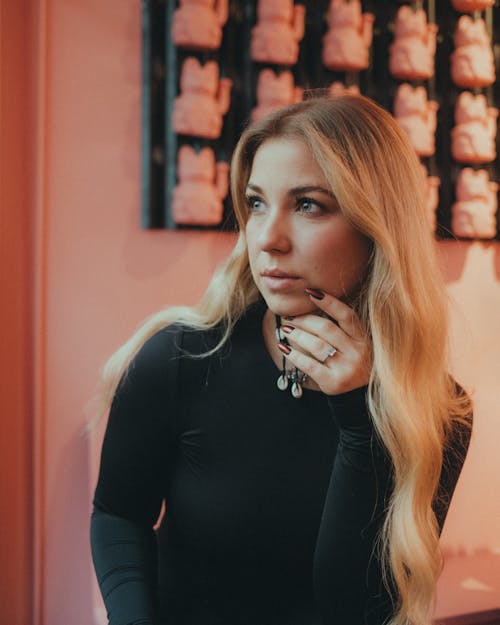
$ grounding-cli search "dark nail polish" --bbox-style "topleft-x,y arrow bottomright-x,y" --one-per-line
280,325 -> 294,334
305,288 -> 325,300
277,342 -> 291,355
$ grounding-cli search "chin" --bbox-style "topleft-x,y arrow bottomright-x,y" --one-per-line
261,293 -> 317,317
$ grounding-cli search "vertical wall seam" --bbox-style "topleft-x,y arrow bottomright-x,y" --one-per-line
33,0 -> 49,623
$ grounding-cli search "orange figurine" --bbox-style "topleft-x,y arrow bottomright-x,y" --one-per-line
172,146 -> 229,226
451,91 -> 498,164
172,0 -> 229,51
393,84 -> 439,157
451,16 -> 495,89
251,0 -> 306,65
322,0 -> 374,72
451,0 -> 494,12
172,58 -> 232,140
452,167 -> 498,239
252,70 -> 303,123
389,6 -> 438,81
328,82 -> 360,97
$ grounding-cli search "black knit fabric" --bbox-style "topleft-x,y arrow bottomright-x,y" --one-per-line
91,301 -> 472,625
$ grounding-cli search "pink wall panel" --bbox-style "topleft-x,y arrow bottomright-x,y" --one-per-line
435,242 -> 500,618
27,1 -> 500,624
36,2 -> 235,624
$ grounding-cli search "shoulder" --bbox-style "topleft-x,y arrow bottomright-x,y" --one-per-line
123,324 -> 185,384
109,325 -> 184,415
119,322 -> 226,393
116,302 -> 265,399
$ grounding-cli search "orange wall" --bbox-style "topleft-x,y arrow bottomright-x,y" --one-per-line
2,1 -> 498,624
0,2 -> 36,624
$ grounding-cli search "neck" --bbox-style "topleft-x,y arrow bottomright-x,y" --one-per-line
262,308 -> 284,371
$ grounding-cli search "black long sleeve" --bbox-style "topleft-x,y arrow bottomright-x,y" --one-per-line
314,386 -> 472,625
314,388 -> 393,624
91,510 -> 159,625
91,326 -> 181,625
90,305 -> 472,625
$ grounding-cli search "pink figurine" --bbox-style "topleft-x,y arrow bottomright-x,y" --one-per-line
452,167 -> 498,239
172,0 -> 229,51
322,0 -> 374,72
328,82 -> 360,97
450,16 -> 495,88
172,57 -> 232,140
394,84 -> 439,157
421,165 -> 440,232
451,91 -> 498,163
252,70 -> 303,123
172,146 -> 229,226
451,0 -> 494,12
389,6 -> 438,81
251,0 -> 306,65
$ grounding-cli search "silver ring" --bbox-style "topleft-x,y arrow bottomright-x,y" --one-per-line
321,346 -> 337,362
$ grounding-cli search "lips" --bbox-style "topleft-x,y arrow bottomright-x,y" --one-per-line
260,269 -> 302,291
261,269 -> 300,279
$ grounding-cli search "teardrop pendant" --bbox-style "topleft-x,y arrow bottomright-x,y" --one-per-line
291,381 -> 303,399
277,374 -> 288,391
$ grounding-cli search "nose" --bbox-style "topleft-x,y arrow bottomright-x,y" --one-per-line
257,208 -> 291,254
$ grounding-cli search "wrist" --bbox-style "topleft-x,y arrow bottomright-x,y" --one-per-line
326,385 -> 371,430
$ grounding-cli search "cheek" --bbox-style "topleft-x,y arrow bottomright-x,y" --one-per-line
307,229 -> 371,281
245,228 -> 255,259
245,228 -> 260,274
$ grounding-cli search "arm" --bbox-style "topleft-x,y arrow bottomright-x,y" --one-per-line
90,327 -> 181,625
276,293 -> 472,623
313,386 -> 394,625
90,509 -> 159,625
313,385 -> 473,625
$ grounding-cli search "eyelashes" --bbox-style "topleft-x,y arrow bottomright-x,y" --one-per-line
245,195 -> 263,212
297,197 -> 325,214
244,195 -> 327,215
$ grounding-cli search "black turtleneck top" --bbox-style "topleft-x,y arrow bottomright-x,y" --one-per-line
90,301 -> 472,625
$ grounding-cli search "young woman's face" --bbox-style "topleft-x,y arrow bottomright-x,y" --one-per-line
245,138 -> 372,317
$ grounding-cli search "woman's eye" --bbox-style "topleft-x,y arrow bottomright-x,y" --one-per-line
297,197 -> 323,214
246,196 -> 264,212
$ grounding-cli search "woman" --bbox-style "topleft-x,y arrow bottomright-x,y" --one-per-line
91,95 -> 473,625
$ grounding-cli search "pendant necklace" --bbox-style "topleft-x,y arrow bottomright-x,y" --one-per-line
275,315 -> 307,399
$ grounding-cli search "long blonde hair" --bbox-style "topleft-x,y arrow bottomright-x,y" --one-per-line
99,95 -> 472,624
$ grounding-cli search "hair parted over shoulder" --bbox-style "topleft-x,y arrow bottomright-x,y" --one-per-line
98,95 -> 472,625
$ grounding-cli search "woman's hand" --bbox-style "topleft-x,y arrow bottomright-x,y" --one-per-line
277,289 -> 372,396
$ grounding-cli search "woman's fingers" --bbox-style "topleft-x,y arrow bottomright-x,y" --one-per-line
278,341 -> 370,396
277,342 -> 349,395
281,314 -> 352,357
281,291 -> 365,358
277,289 -> 371,395
280,324 -> 340,362
303,289 -> 365,342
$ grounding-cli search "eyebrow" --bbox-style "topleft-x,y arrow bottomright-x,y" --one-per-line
246,183 -> 336,198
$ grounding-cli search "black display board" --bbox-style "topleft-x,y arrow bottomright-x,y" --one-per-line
141,0 -> 500,240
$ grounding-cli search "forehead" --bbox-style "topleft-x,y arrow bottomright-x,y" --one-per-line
248,138 -> 327,187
